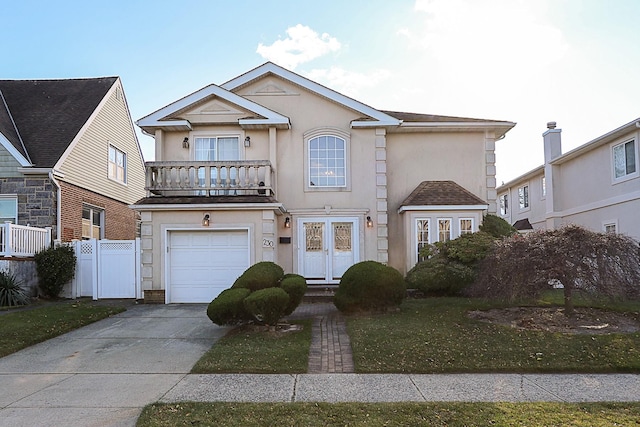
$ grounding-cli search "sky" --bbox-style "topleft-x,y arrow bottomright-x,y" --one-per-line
2,0 -> 639,184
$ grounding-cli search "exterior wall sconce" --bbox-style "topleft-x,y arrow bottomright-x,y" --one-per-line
202,214 -> 210,227
244,136 -> 251,147
366,216 -> 373,228
182,137 -> 189,148
284,217 -> 291,228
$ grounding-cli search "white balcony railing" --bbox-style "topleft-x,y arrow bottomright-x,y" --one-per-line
145,161 -> 274,197
0,223 -> 52,257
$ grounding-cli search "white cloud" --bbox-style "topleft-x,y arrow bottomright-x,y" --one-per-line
256,24 -> 341,70
305,66 -> 391,100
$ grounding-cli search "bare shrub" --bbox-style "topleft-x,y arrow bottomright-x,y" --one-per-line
467,225 -> 640,316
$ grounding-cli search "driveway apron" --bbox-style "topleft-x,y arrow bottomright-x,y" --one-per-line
0,304 -> 228,427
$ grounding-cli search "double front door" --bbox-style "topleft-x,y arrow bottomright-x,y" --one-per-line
298,217 -> 359,284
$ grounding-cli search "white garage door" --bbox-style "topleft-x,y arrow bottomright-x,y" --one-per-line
168,230 -> 250,303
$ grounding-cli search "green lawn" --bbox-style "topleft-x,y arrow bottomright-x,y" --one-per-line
0,301 -> 125,357
348,298 -> 640,373
137,401 -> 640,427
191,319 -> 312,373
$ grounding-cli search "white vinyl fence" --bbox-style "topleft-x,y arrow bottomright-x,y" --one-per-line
71,239 -> 141,300
0,223 -> 51,257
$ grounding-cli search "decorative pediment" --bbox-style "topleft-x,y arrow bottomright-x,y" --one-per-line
194,100 -> 246,115
248,82 -> 298,96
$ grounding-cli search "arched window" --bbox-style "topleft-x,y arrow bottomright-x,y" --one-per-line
307,135 -> 346,188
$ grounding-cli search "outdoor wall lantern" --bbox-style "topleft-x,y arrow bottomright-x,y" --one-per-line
202,214 -> 210,227
182,137 -> 189,148
244,136 -> 251,147
284,217 -> 291,228
366,216 -> 373,228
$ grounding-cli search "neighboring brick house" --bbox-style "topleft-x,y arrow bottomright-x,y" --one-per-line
133,62 -> 515,303
0,77 -> 145,241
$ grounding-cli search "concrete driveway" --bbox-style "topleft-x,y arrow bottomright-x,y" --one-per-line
0,304 -> 228,427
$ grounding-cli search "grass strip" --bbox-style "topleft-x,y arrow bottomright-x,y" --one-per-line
137,401 -> 640,427
0,301 -> 125,358
348,298 -> 640,373
191,319 -> 312,373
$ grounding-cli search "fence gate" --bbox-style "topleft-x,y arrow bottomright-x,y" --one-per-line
73,239 -> 141,300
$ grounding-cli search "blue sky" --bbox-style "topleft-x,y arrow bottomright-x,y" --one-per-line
3,0 -> 639,184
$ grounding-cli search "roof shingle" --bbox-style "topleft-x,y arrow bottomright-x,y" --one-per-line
400,181 -> 487,207
0,77 -> 116,167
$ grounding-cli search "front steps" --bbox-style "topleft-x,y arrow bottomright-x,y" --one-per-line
303,286 -> 338,303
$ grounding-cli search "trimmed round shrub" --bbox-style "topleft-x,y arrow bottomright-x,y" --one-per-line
280,274 -> 307,315
0,270 -> 29,307
334,261 -> 405,313
207,288 -> 251,325
405,257 -> 475,296
34,245 -> 76,298
232,261 -> 284,292
243,287 -> 290,325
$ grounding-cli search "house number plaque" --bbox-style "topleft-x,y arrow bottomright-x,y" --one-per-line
262,238 -> 275,248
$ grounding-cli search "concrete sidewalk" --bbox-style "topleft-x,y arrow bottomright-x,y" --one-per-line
1,303 -> 639,427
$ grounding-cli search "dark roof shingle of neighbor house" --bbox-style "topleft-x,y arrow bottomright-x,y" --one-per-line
513,218 -> 534,230
0,77 -> 117,167
401,180 -> 487,207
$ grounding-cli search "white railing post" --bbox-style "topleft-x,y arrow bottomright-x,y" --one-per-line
4,221 -> 13,257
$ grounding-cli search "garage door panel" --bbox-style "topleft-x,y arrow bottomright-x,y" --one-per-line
169,230 -> 249,303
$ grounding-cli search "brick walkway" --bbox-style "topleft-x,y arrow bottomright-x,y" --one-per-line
287,303 -> 355,373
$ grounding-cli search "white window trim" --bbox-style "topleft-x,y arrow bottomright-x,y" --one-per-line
437,217 -> 452,242
611,138 -> 639,184
498,193 -> 509,217
602,219 -> 618,234
303,128 -> 351,192
414,218 -> 431,264
0,195 -> 18,224
108,144 -> 127,185
82,204 -> 104,240
189,131 -> 244,160
518,184 -> 530,212
459,217 -> 474,236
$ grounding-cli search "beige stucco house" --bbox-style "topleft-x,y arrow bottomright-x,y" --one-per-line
497,118 -> 640,241
133,62 -> 515,303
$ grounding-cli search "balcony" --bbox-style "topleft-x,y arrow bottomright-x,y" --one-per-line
145,161 -> 274,197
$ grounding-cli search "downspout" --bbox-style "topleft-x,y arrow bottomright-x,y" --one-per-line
48,170 -> 61,243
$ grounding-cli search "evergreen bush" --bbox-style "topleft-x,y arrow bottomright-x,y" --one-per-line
479,214 -> 517,238
334,261 -> 405,313
232,261 -> 284,292
34,245 -> 76,298
206,288 -> 251,325
243,287 -> 290,325
280,274 -> 307,315
0,270 -> 29,307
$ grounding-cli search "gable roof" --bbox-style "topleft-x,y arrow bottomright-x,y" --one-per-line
222,62 -> 401,128
137,82 -> 291,134
0,77 -> 117,168
398,180 -> 488,212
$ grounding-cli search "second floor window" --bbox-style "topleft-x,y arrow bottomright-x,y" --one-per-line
499,194 -> 508,216
108,145 -> 126,183
613,139 -> 637,180
518,185 -> 529,209
308,135 -> 346,187
194,137 -> 239,161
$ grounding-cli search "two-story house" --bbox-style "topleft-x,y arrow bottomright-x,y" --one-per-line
0,77 -> 146,242
133,62 -> 515,303
498,119 -> 639,241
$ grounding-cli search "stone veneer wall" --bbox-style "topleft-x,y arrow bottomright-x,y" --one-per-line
0,177 -> 57,232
